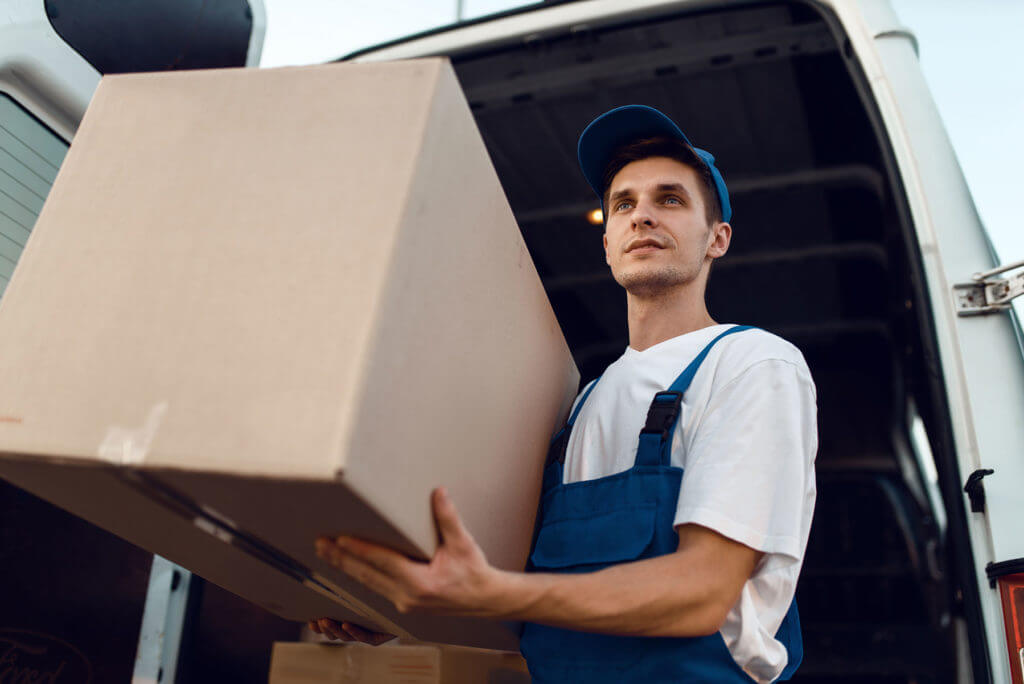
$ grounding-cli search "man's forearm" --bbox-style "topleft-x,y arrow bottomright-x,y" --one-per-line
481,528 -> 758,638
486,554 -> 725,637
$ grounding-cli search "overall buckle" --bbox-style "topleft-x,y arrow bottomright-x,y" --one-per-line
547,428 -> 570,466
640,391 -> 683,441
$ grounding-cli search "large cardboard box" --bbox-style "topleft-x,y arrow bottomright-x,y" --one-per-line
268,642 -> 531,684
0,59 -> 579,650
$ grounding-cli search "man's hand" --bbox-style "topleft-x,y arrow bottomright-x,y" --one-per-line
307,618 -> 395,645
315,487 -> 509,616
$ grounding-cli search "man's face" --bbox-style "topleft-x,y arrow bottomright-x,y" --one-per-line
602,156 -> 730,298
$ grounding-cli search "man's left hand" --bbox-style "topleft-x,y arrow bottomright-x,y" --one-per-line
315,487 -> 507,616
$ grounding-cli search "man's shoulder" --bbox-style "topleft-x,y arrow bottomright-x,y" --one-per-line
714,326 -> 813,383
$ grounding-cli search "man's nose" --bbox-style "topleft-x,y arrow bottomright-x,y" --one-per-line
631,201 -> 656,229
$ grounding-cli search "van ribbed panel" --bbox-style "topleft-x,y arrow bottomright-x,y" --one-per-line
0,95 -> 68,299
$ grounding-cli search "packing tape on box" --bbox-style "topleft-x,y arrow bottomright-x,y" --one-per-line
114,468 -> 411,638
97,402 -> 168,464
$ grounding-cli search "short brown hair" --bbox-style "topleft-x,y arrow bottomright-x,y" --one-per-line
600,137 -> 723,225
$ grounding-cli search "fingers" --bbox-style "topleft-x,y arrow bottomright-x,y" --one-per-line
326,545 -> 406,604
341,622 -> 396,645
316,618 -> 353,642
318,536 -> 408,578
317,536 -> 421,595
339,538 -> 408,578
432,487 -> 471,547
310,618 -> 395,645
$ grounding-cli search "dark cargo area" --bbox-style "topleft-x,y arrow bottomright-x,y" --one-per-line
0,480 -> 300,683
0,480 -> 151,683
446,1 -> 966,681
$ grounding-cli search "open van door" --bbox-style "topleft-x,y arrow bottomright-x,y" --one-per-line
847,3 -> 1024,682
349,0 -> 1021,680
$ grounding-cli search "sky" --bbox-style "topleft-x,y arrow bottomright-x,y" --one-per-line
259,0 -> 1024,267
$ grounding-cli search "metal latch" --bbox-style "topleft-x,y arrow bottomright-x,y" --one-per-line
964,468 -> 994,513
954,258 -> 1024,316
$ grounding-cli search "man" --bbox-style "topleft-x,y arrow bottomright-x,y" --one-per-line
311,105 -> 817,683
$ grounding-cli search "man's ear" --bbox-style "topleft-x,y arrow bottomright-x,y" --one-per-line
706,221 -> 731,259
603,231 -> 611,266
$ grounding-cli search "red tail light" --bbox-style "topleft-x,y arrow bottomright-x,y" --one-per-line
998,572 -> 1024,683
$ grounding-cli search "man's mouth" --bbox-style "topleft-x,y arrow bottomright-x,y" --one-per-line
625,238 -> 666,254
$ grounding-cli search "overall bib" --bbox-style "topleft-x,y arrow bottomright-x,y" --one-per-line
520,326 -> 803,683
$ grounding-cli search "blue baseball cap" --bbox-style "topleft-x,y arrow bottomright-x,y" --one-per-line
577,105 -> 731,223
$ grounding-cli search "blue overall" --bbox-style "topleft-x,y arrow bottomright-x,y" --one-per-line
520,326 -> 803,683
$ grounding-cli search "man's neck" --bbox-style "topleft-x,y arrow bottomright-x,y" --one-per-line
626,284 -> 716,351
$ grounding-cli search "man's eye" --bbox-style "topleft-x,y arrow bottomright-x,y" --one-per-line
664,196 -> 682,205
615,201 -> 633,211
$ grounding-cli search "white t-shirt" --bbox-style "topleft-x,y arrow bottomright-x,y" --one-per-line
563,324 -> 817,683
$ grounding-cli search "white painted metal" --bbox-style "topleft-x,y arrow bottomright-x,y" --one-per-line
351,0 -> 731,62
132,556 -> 194,684
0,0 -> 100,140
246,0 -> 269,67
0,0 -> 266,140
954,267 -> 1024,316
973,258 -> 1024,283
0,93 -> 68,300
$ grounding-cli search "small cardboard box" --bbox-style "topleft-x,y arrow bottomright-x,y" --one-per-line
268,642 -> 530,684
0,59 -> 578,650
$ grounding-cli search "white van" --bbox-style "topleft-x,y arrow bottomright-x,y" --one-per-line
2,0 -> 1021,682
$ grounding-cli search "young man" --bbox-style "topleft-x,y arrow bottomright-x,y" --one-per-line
311,105 -> 817,683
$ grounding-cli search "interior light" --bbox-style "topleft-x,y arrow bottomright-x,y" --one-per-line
586,208 -> 603,225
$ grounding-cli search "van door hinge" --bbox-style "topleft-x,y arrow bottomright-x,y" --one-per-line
964,468 -> 994,513
954,258 -> 1024,316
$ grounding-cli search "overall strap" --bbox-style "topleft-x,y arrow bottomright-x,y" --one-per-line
568,377 -> 602,429
546,375 -> 602,469
635,326 -> 755,468
540,376 -> 602,493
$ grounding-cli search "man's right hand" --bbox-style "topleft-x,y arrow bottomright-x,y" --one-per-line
307,618 -> 396,645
